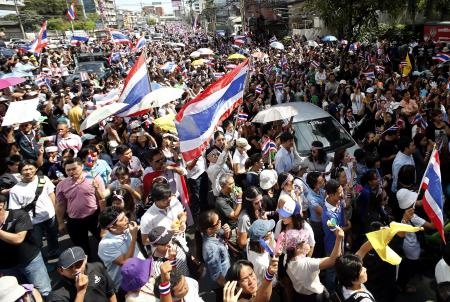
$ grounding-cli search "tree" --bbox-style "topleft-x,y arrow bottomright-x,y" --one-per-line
305,0 -> 408,41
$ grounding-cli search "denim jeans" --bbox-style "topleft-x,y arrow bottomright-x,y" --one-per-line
31,216 -> 60,258
0,252 -> 51,297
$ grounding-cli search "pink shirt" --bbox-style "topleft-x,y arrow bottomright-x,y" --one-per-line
56,172 -> 105,219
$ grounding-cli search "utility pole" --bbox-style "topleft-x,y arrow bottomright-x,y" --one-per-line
13,0 -> 25,39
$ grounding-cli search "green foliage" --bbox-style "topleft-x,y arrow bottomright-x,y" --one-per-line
47,17 -> 66,30
147,17 -> 157,26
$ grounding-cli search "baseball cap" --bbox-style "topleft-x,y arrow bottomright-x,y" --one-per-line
58,246 -> 86,269
248,219 -> 275,241
120,257 -> 153,292
148,226 -> 174,245
277,198 -> 301,218
259,169 -> 278,190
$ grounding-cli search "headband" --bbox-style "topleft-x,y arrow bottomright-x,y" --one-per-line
150,228 -> 169,245
113,194 -> 124,202
311,146 -> 323,151
281,174 -> 294,188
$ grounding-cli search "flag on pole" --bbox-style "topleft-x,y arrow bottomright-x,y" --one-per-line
269,35 -> 277,43
66,2 -> 76,21
110,30 -> 131,45
237,112 -> 248,121
132,36 -> 146,52
70,35 -> 89,45
432,53 -> 450,63
192,15 -> 198,33
401,53 -> 412,77
411,112 -> 428,129
363,71 -> 375,78
27,20 -> 48,54
311,60 -> 320,68
255,85 -> 263,94
274,82 -> 284,90
262,138 -> 277,155
419,148 -> 446,243
175,59 -> 249,162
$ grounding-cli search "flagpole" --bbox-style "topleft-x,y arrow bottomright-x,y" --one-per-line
65,0 -> 75,32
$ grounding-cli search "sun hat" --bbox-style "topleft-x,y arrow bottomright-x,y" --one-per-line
396,188 -> 418,209
236,137 -> 251,151
259,169 -> 278,190
120,257 -> 153,292
0,276 -> 26,302
248,219 -> 276,241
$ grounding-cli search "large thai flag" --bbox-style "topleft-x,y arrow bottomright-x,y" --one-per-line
115,53 -> 151,117
432,53 -> 450,63
175,59 -> 249,162
133,36 -> 146,52
71,35 -> 89,45
111,30 -> 131,45
67,2 -> 76,21
420,149 -> 446,243
27,20 -> 48,54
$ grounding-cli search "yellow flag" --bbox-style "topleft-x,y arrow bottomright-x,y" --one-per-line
365,222 -> 422,265
402,53 -> 412,77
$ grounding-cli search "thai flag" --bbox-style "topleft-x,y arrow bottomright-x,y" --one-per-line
35,74 -> 51,89
234,38 -> 245,46
400,60 -> 407,67
432,53 -> 450,63
420,149 -> 446,242
67,2 -> 76,21
411,112 -> 428,129
238,112 -> 248,121
264,64 -> 273,75
27,20 -> 48,54
269,35 -> 277,43
384,54 -> 390,63
175,59 -> 249,161
160,62 -> 177,73
274,82 -> 284,90
192,15 -> 198,33
79,71 -> 89,82
363,71 -> 375,78
311,60 -> 320,68
375,65 -> 385,73
280,55 -> 288,69
115,53 -> 152,117
255,85 -> 263,94
111,30 -> 131,45
108,52 -> 121,64
261,138 -> 277,155
213,72 -> 225,79
133,36 -> 146,52
70,35 -> 89,45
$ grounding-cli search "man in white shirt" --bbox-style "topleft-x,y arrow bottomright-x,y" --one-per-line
391,137 -> 416,193
274,132 -> 295,174
8,159 -> 59,258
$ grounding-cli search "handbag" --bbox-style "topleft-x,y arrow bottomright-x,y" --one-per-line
173,239 -> 206,279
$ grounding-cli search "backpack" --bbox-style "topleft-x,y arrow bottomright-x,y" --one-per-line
330,286 -> 376,302
22,176 -> 46,218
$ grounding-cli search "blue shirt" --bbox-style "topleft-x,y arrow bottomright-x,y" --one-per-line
83,159 -> 112,186
274,146 -> 294,174
321,200 -> 346,254
307,189 -> 326,222
202,235 -> 230,290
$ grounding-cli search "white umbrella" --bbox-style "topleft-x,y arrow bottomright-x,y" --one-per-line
190,51 -> 201,58
307,40 -> 319,47
270,41 -> 284,50
1,97 -> 40,126
251,103 -> 299,124
80,102 -> 127,131
139,87 -> 185,108
197,48 -> 214,55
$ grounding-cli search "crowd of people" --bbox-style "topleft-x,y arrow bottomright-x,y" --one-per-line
0,22 -> 450,302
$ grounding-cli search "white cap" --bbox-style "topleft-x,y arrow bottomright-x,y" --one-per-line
259,169 -> 278,190
45,146 -> 58,153
435,258 -> 450,284
396,188 -> 418,209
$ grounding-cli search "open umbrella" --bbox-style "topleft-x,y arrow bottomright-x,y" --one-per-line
197,48 -> 214,55
139,87 -> 184,108
251,103 -> 299,124
80,103 -> 127,131
0,77 -> 26,90
322,35 -> 337,42
190,51 -> 201,58
191,59 -> 207,66
228,53 -> 246,60
2,98 -> 40,126
270,41 -> 284,50
307,40 -> 319,48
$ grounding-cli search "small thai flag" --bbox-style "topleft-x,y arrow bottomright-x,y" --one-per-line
375,65 -> 385,73
311,60 -> 320,68
274,82 -> 284,90
35,75 -> 51,90
67,2 -> 76,21
255,85 -> 263,94
264,64 -> 273,75
432,53 -> 450,63
71,35 -> 89,45
400,61 -> 407,67
238,112 -> 248,121
262,139 -> 277,155
213,72 -> 225,79
412,113 -> 428,129
234,38 -> 245,46
363,71 -> 375,78
382,124 -> 399,134
80,71 -> 89,82
384,54 -> 390,63
269,35 -> 277,43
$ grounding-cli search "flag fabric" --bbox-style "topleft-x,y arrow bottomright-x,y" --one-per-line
27,20 -> 48,54
311,60 -> 320,68
255,85 -> 263,94
363,71 -> 375,78
35,74 -> 51,90
264,64 -> 273,76
234,38 -> 245,46
133,36 -> 146,52
173,171 -> 194,226
401,53 -> 412,77
411,113 -> 428,129
375,65 -> 385,73
115,53 -> 152,117
213,72 -> 225,79
366,221 -> 422,265
280,55 -> 288,69
432,53 -> 450,63
192,15 -> 198,33
160,62 -> 177,73
70,35 -> 89,45
262,138 -> 277,155
384,54 -> 391,63
175,59 -> 249,162
108,52 -> 121,65
381,124 -> 399,135
274,82 -> 284,90
420,149 -> 446,242
269,35 -> 277,43
67,2 -> 76,21
79,71 -> 89,82
110,30 -> 131,45
238,112 -> 248,121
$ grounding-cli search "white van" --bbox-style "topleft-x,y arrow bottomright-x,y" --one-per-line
289,102 -> 358,157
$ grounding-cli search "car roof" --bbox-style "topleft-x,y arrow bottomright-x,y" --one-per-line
290,102 -> 331,123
